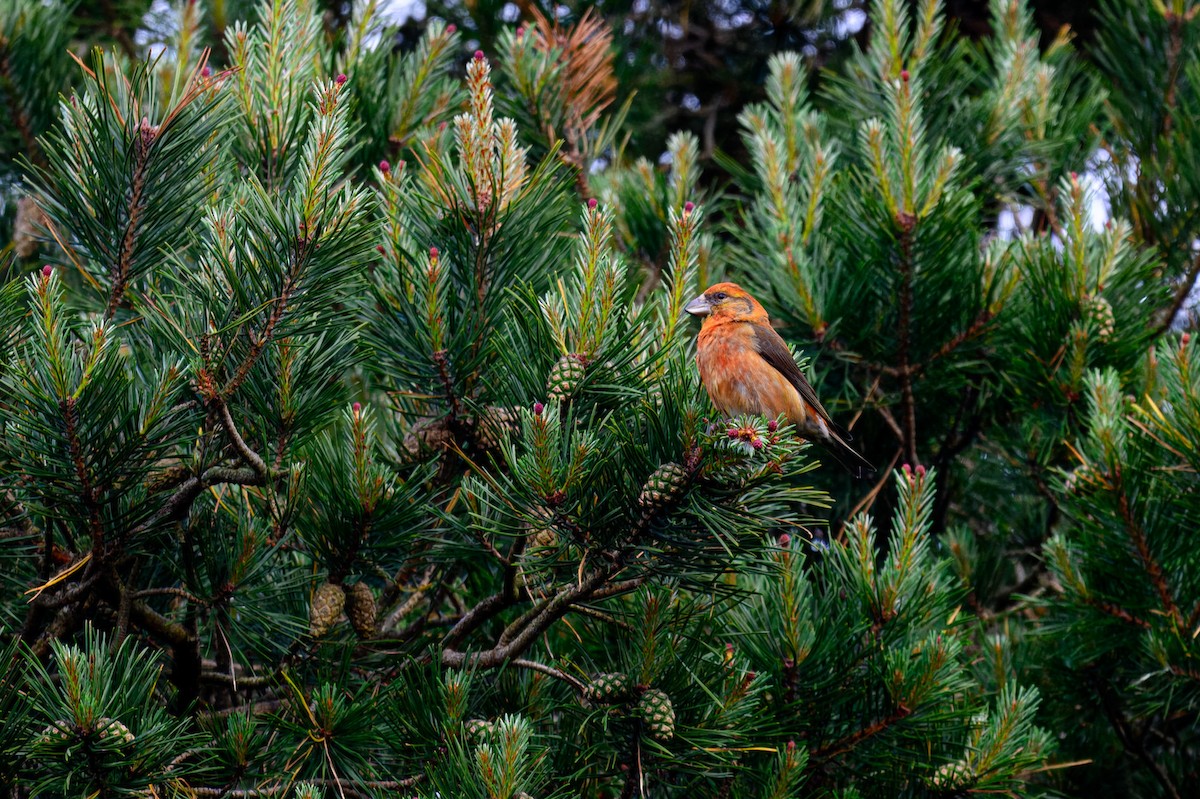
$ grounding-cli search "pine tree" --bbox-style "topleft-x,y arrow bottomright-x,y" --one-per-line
1,0 -> 1198,797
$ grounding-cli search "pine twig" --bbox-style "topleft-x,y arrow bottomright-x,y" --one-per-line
1116,490 -> 1181,627
509,658 -> 587,693
1155,250 -> 1200,336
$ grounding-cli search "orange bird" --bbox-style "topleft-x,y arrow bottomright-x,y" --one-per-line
685,282 -> 872,475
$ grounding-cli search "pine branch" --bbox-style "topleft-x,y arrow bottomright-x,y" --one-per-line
1088,670 -> 1182,799
895,212 -> 919,466
191,777 -> 422,798
105,118 -> 154,320
509,658 -> 586,693
810,703 -> 913,761
1116,489 -> 1181,627
1155,250 -> 1200,336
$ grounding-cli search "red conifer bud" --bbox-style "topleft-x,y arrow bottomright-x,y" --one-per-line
779,533 -> 790,547
379,160 -> 390,173
446,23 -> 456,33
41,265 -> 52,278
201,66 -> 211,78
587,198 -> 597,209
473,50 -> 484,61
916,464 -> 926,477
335,73 -> 348,85
767,419 -> 778,432
352,402 -> 361,414
376,245 -> 386,254
533,402 -> 544,415
429,246 -> 439,259
683,201 -> 694,213
900,69 -> 909,81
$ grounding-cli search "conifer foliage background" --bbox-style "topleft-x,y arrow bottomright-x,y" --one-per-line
0,0 -> 1198,797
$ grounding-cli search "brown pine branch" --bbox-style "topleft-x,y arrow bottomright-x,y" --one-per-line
509,657 -> 587,693
60,396 -> 105,554
1083,596 -> 1151,630
895,212 -> 919,466
1116,490 -> 1182,627
105,118 -> 155,320
1155,250 -> 1200,337
811,703 -> 913,761
224,235 -> 314,399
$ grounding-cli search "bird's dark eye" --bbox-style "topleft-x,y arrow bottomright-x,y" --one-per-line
713,292 -> 727,301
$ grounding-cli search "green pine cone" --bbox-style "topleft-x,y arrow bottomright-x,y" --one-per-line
1081,294 -> 1115,342
344,582 -> 377,640
637,688 -> 675,741
465,718 -> 495,739
638,463 -> 689,511
309,582 -> 345,637
584,672 -> 632,704
546,354 -> 587,402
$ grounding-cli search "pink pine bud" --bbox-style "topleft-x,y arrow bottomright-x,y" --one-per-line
684,201 -> 695,213
916,464 -> 926,477
533,402 -> 544,415
751,437 -> 764,450
725,642 -> 734,655
446,23 -> 456,33
438,121 -> 447,131
335,73 -> 348,85
429,246 -> 439,259
352,402 -> 361,414
41,264 -> 52,278
902,463 -> 911,475
473,50 -> 484,61
1183,332 -> 1191,345
767,419 -> 778,432
516,25 -> 525,38
778,533 -> 790,547
201,66 -> 211,78
1070,171 -> 1078,181
787,740 -> 796,753
727,428 -> 739,439
376,244 -> 386,254
379,160 -> 391,173
900,69 -> 909,82
587,198 -> 597,209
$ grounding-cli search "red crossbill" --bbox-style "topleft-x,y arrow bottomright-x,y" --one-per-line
686,282 -> 872,475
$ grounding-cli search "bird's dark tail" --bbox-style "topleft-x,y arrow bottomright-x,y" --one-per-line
804,420 -> 874,478
818,434 -> 875,478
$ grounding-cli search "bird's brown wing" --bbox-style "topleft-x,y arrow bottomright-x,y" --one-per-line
748,322 -> 839,430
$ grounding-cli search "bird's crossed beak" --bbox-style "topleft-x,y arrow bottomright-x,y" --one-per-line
684,294 -> 711,317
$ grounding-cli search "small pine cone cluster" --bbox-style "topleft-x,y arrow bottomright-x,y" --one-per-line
1081,295 -> 1115,342
927,759 -> 973,789
526,506 -> 558,549
309,582 -> 345,637
584,672 -> 632,704
344,582 -> 377,639
1064,463 -> 1101,495
465,718 -> 495,739
96,717 -> 135,744
637,688 -> 675,742
546,354 -> 587,403
638,463 -> 689,511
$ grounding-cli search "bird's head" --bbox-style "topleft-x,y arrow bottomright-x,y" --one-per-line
684,282 -> 767,323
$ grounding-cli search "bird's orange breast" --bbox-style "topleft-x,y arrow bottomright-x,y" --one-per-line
696,322 -> 808,423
